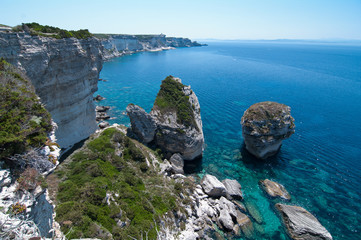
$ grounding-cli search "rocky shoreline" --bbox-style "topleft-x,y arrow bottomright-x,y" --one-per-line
98,34 -> 206,60
0,25 -> 334,240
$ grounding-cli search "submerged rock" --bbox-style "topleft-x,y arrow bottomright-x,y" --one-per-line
260,179 -> 291,200
201,174 -> 226,198
244,201 -> 263,224
127,76 -> 204,160
222,179 -> 243,200
276,203 -> 332,240
126,104 -> 157,143
235,211 -> 254,238
241,101 -> 295,159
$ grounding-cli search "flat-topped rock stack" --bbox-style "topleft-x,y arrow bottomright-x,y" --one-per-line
241,101 -> 295,159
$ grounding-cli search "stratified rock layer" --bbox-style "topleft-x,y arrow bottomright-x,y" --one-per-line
241,101 -> 295,159
100,34 -> 203,60
276,204 -> 333,240
0,31 -> 103,148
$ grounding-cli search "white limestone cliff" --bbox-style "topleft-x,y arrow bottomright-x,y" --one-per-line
100,34 -> 203,60
0,31 -> 103,148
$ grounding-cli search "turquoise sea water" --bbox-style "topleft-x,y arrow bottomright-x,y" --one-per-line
96,41 -> 361,239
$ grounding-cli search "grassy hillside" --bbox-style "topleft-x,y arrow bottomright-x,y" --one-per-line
52,127 -> 193,239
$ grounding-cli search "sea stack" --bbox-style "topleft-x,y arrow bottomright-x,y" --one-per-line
127,75 -> 204,160
241,101 -> 295,159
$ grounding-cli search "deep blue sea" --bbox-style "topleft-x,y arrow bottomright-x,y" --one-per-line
96,41 -> 361,240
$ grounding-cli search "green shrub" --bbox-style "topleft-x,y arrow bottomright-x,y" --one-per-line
55,128 -> 183,239
154,76 -> 198,129
12,22 -> 93,39
0,58 -> 52,158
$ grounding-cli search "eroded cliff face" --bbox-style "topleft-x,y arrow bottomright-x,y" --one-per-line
100,34 -> 203,60
0,31 -> 103,148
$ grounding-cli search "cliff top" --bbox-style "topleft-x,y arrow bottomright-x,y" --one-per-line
153,76 -> 197,128
11,22 -> 92,39
0,58 -> 52,158
94,33 -> 165,40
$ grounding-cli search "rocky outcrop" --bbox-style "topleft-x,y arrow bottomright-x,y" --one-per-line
201,174 -> 227,198
174,174 -> 254,239
260,179 -> 291,200
222,179 -> 243,200
0,31 -> 103,148
169,153 -> 184,174
241,101 -> 295,159
276,204 -> 332,240
99,34 -> 204,60
127,76 -> 204,160
126,104 -> 157,143
99,121 -> 110,129
0,163 -> 61,239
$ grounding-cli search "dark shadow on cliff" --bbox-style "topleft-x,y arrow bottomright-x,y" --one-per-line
239,142 -> 283,170
184,156 -> 203,174
58,138 -> 87,163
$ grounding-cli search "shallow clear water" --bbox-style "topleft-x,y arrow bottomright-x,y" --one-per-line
97,41 -> 361,239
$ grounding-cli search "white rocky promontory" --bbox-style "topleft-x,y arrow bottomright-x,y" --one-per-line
99,34 -> 204,60
276,203 -> 333,240
0,31 -> 103,148
127,76 -> 204,160
241,101 -> 295,159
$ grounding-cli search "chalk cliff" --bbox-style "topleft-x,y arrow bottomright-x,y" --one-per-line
99,34 -> 204,60
0,31 -> 103,148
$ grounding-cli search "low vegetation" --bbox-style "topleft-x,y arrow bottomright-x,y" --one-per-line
154,76 -> 197,128
0,58 -> 52,159
53,127 -> 188,239
12,22 -> 92,39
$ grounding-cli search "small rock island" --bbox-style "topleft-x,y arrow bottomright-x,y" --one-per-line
127,76 -> 204,160
241,101 -> 295,159
276,204 -> 333,240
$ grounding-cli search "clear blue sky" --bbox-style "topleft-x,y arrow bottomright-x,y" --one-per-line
1,0 -> 361,40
